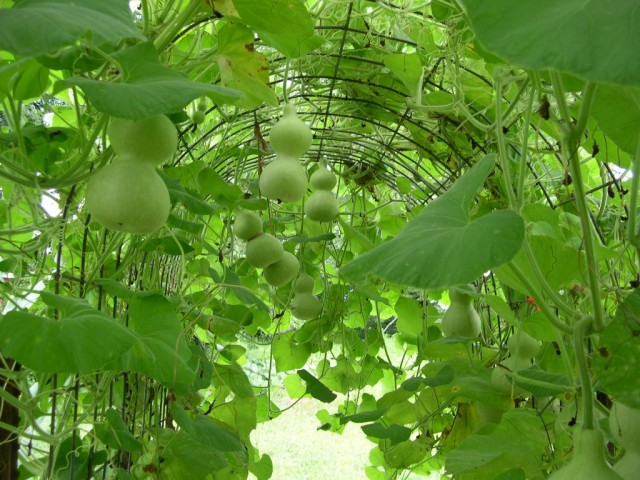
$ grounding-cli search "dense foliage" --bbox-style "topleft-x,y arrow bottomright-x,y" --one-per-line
1,1 -> 639,479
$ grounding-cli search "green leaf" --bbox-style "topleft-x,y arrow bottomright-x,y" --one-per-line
594,288 -> 640,408
64,42 -> 241,119
94,409 -> 143,453
0,293 -> 136,374
513,367 -> 572,397
591,85 -> 640,156
170,404 -> 244,453
340,155 -> 525,289
197,168 -> 243,203
383,53 -> 423,98
0,0 -> 145,58
361,423 -> 412,445
445,409 -> 547,480
394,296 -> 424,343
249,454 -> 273,480
114,294 -> 196,387
384,440 -> 426,469
340,409 -> 387,425
297,369 -> 337,403
458,0 -> 640,86
233,0 -> 319,58
272,330 -> 312,372
221,267 -> 270,312
216,24 -> 278,109
158,429 -> 229,478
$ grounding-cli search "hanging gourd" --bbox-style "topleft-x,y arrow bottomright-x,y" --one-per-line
304,159 -> 339,222
290,273 -> 322,320
233,210 -> 263,242
259,154 -> 309,203
548,428 -> 622,479
441,286 -> 481,337
269,104 -> 313,158
245,233 -> 284,269
107,114 -> 178,166
491,328 -> 540,395
263,251 -> 300,287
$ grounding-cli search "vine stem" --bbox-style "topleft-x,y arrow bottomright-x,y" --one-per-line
153,0 -> 202,52
573,317 -> 595,429
493,70 -> 518,210
554,80 -> 605,331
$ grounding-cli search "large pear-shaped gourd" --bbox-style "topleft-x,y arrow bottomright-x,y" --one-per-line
234,211 -> 263,241
259,155 -> 308,203
263,252 -> 299,287
291,293 -> 322,320
108,115 -> 178,166
245,233 -> 284,268
507,329 -> 541,359
441,287 -> 481,337
85,161 -> 171,234
269,104 -> 312,158
548,428 -> 622,479
304,190 -> 339,222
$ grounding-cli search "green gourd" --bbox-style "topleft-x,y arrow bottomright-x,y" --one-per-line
191,110 -> 205,125
263,252 -> 299,287
310,161 -> 337,190
490,356 -> 529,396
85,160 -> 170,234
610,402 -> 640,479
259,154 -> 308,203
234,211 -> 263,241
269,104 -> 313,158
548,428 -> 622,479
245,233 -> 284,268
507,329 -> 541,359
108,115 -> 178,166
441,287 -> 481,337
291,292 -> 323,320
304,190 -> 339,222
294,273 -> 315,293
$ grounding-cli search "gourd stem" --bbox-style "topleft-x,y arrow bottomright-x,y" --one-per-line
494,72 -> 518,210
573,317 -> 595,429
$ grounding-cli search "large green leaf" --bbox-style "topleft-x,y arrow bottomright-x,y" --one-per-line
340,155 -> 524,289
157,429 -> 229,479
233,0 -> 320,58
113,294 -> 196,387
591,85 -> 640,156
0,0 -> 144,58
64,42 -> 241,119
0,292 -> 136,374
458,0 -> 640,86
94,409 -> 143,453
445,409 -> 547,480
593,288 -> 640,408
216,24 -> 278,109
171,404 -> 244,453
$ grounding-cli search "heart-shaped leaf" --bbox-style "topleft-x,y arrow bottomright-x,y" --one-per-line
458,0 -> 640,87
64,42 -> 242,119
0,292 -> 137,373
340,155 -> 524,289
0,0 -> 145,58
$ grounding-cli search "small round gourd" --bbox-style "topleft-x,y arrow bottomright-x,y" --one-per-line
259,155 -> 308,203
263,252 -> 299,287
234,211 -> 263,241
441,288 -> 481,337
197,98 -> 208,111
304,190 -> 340,222
192,110 -> 206,125
269,104 -> 312,158
108,115 -> 178,166
490,356 -> 529,396
85,161 -> 171,234
548,428 -> 622,479
294,273 -> 315,293
245,233 -> 284,268
291,293 -> 322,320
507,329 -> 541,359
310,164 -> 337,190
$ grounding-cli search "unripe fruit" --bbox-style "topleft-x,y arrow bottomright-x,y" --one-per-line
263,252 -> 299,287
507,329 -> 541,359
192,110 -> 206,125
548,428 -> 622,479
490,356 -> 528,396
310,164 -> 337,190
197,98 -> 208,111
85,161 -> 171,234
234,211 -> 263,241
108,115 -> 178,166
305,190 -> 340,222
291,293 -> 322,320
269,104 -> 312,158
259,155 -> 308,203
245,233 -> 284,268
294,273 -> 315,293
441,288 -> 481,337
